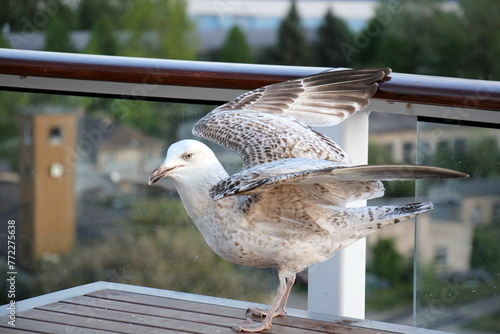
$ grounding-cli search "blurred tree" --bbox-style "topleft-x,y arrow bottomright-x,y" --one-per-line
0,199 -> 273,305
369,142 -> 414,198
218,25 -> 253,63
122,0 -> 196,60
86,16 -> 120,55
1,0 -> 75,34
351,6 -> 388,68
0,28 -> 11,48
314,8 -> 352,67
354,0 -> 468,77
0,92 -> 27,170
263,0 -> 311,65
0,0 -> 39,31
77,0 -> 126,30
368,142 -> 394,165
432,136 -> 500,178
369,238 -> 406,286
378,0 -> 465,75
108,99 -> 210,143
460,0 -> 500,80
44,16 -> 76,52
471,225 -> 500,275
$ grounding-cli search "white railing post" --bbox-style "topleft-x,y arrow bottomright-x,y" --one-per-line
308,110 -> 369,319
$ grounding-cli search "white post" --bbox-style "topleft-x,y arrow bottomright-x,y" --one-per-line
308,110 -> 369,319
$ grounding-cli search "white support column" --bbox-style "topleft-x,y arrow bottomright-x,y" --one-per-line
308,110 -> 370,319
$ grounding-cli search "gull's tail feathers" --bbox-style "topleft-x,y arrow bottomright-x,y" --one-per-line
345,202 -> 432,235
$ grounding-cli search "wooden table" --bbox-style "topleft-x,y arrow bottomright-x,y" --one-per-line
1,282 -> 447,333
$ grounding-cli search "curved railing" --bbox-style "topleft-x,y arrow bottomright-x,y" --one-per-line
1,48 -> 500,113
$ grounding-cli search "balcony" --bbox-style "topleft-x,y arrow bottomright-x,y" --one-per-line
1,48 -> 499,333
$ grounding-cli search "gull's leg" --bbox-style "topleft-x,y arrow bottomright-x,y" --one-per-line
232,271 -> 294,332
275,273 -> 295,315
247,273 -> 296,318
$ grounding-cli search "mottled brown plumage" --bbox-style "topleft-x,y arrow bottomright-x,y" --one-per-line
149,68 -> 467,332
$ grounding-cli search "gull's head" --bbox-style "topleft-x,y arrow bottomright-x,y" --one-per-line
148,139 -> 218,185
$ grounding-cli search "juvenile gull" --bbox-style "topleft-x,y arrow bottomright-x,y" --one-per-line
149,68 -> 467,332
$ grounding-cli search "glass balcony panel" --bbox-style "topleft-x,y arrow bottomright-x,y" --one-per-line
415,121 -> 500,333
0,91 -> 272,306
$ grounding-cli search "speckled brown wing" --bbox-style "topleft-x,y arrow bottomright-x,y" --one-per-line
209,159 -> 467,205
193,68 -> 391,169
208,68 -> 391,127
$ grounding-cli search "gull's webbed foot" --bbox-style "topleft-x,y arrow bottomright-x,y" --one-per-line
246,306 -> 286,318
231,318 -> 271,332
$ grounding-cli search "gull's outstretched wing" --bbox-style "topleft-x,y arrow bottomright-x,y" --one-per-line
208,68 -> 391,127
209,159 -> 468,203
193,68 -> 391,168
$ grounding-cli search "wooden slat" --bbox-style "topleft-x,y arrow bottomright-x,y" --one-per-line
64,295 -> 240,325
38,301 -> 232,334
2,285 -> 407,334
88,289 -> 245,318
0,317 -> 111,334
0,326 -> 41,334
61,294 -> 337,334
16,308 -> 179,334
86,289 -> 394,334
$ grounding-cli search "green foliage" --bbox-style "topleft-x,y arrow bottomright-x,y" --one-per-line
218,25 -> 253,63
43,17 -> 76,52
351,7 -> 388,68
263,0 -> 310,65
314,8 -> 353,67
106,100 -> 209,143
85,16 -> 119,55
77,0 -> 126,30
358,0 -> 464,75
368,142 -> 394,165
460,0 -> 500,80
464,310 -> 500,333
0,0 -> 73,32
432,137 -> 500,178
0,91 -> 29,170
0,29 -> 11,48
383,180 -> 416,198
366,238 -> 413,311
369,142 -> 415,197
369,238 -> 408,286
417,264 -> 500,308
121,0 -> 196,60
0,199 -> 273,305
366,282 -> 412,311
353,0 -> 499,80
470,225 -> 500,275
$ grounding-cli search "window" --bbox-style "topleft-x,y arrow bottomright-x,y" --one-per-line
382,143 -> 393,161
23,121 -> 32,145
48,126 -> 63,145
434,247 -> 447,266
403,142 -> 414,163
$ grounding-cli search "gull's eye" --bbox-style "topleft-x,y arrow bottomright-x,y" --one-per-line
184,153 -> 193,160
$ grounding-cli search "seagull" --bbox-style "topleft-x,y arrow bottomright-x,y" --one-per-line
148,68 -> 468,332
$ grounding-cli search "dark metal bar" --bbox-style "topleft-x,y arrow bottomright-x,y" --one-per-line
1,48 -> 500,111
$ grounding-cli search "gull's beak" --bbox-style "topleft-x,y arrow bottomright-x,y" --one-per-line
148,165 -> 179,185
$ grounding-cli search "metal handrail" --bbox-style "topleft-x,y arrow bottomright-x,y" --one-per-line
1,48 -> 500,112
